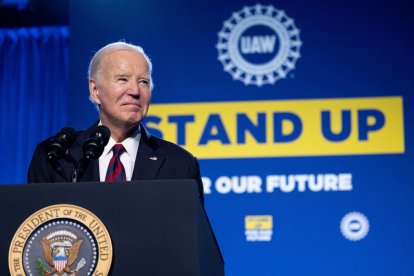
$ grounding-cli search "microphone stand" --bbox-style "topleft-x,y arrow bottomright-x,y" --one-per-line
71,168 -> 80,183
71,155 -> 93,182
69,125 -> 111,182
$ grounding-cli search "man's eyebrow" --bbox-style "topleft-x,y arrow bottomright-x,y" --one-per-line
114,73 -> 130,78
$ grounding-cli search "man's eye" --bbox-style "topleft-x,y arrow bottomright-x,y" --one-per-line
139,79 -> 150,85
118,77 -> 128,82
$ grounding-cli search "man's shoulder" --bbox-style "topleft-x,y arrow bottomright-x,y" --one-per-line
34,123 -> 97,155
148,135 -> 196,160
37,126 -> 91,146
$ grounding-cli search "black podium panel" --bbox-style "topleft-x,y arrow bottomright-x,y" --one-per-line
0,180 -> 223,275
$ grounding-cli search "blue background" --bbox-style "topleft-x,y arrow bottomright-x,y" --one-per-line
1,0 -> 413,274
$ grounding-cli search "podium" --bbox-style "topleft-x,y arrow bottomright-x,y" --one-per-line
0,180 -> 224,275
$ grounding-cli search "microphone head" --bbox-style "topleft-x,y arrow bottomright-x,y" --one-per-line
82,125 -> 111,159
59,126 -> 77,146
47,126 -> 77,162
94,125 -> 111,144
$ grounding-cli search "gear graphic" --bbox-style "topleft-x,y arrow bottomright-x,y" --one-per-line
340,211 -> 370,241
216,4 -> 302,87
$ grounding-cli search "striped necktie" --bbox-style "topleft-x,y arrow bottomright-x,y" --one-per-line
105,144 -> 126,182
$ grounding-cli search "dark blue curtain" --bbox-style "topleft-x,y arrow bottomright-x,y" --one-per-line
0,26 -> 69,184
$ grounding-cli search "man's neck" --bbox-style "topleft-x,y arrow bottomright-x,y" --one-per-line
113,125 -> 139,142
99,120 -> 139,143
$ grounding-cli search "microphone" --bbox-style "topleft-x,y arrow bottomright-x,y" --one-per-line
71,125 -> 110,182
82,125 -> 111,159
47,127 -> 76,162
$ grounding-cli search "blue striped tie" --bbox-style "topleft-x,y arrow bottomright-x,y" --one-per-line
105,144 -> 126,182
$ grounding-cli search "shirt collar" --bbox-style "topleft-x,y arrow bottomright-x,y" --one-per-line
100,123 -> 141,160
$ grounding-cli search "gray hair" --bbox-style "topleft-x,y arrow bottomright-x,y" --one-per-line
88,41 -> 154,89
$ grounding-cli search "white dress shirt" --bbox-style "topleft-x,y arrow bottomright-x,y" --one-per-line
99,125 -> 141,181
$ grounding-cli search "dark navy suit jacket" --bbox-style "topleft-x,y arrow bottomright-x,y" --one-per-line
28,123 -> 204,204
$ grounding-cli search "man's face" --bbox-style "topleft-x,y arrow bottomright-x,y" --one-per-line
89,50 -> 151,130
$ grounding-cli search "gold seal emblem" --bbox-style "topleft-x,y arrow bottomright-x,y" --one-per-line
9,204 -> 112,276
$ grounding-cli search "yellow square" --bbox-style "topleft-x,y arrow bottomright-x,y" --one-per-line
245,215 -> 273,230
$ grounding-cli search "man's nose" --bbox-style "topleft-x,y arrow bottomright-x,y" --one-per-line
128,81 -> 140,95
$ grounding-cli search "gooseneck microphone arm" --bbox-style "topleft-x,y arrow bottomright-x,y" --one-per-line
71,125 -> 111,182
71,156 -> 91,183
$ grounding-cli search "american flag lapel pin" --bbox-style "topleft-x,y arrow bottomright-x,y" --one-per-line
149,156 -> 158,161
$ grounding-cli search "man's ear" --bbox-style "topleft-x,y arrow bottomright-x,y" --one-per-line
89,79 -> 101,105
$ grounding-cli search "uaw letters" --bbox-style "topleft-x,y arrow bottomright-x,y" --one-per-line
144,96 -> 404,158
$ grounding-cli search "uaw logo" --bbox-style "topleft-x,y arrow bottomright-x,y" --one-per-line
340,211 -> 370,241
245,215 -> 273,241
216,4 -> 302,87
9,204 -> 112,276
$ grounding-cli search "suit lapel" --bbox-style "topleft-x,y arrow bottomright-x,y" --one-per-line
70,123 -> 161,181
132,126 -> 165,180
80,158 -> 100,181
72,123 -> 100,182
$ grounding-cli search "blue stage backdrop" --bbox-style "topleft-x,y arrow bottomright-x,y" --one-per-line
0,0 -> 412,275
68,0 -> 413,274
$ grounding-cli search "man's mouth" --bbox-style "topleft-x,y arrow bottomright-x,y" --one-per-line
121,102 -> 141,107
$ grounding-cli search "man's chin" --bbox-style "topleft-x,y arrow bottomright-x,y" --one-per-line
124,115 -> 143,126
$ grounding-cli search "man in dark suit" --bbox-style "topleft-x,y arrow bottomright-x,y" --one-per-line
28,41 -> 203,204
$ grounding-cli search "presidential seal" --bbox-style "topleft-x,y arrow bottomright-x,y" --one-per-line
216,4 -> 302,87
9,204 -> 112,276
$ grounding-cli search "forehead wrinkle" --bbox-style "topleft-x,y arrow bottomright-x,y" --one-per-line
106,49 -> 148,66
113,64 -> 149,76
95,50 -> 151,88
